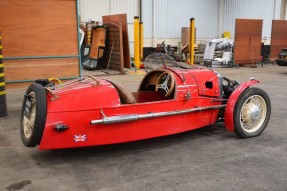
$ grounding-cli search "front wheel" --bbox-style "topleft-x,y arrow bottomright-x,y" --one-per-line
234,87 -> 271,138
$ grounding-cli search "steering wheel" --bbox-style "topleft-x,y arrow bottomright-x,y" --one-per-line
155,71 -> 175,97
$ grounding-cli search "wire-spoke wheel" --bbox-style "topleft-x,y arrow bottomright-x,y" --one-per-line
23,92 -> 36,139
20,83 -> 47,147
234,87 -> 271,138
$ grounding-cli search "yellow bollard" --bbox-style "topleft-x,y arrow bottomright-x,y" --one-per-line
0,29 -> 8,117
189,18 -> 195,65
140,22 -> 144,61
134,16 -> 140,69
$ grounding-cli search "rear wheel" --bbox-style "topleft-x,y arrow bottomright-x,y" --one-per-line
234,87 -> 271,138
20,83 -> 47,147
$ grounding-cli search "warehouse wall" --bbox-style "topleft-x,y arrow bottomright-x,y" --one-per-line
79,0 -> 139,56
80,0 -> 139,22
142,0 -> 219,47
80,0 -> 219,55
143,0 -> 219,39
79,0 -> 284,55
223,0 -> 282,39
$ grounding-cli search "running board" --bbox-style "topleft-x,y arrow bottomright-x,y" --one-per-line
90,105 -> 226,125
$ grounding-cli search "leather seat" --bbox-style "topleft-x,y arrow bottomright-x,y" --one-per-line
107,80 -> 136,104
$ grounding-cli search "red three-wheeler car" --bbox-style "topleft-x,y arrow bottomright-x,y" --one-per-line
20,54 -> 271,150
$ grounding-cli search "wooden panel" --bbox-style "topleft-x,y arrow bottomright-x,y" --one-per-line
181,27 -> 196,47
99,23 -> 124,72
4,58 -> 79,81
6,82 -> 31,90
234,19 -> 263,65
0,0 -> 78,57
90,27 -> 106,59
0,0 -> 79,86
270,20 -> 287,60
181,27 -> 190,47
85,22 -> 99,45
102,14 -> 131,68
5,79 -> 72,89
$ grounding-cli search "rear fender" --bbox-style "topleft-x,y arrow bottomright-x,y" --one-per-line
224,79 -> 260,132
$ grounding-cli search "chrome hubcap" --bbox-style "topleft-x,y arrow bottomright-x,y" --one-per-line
247,104 -> 260,122
240,95 -> 267,133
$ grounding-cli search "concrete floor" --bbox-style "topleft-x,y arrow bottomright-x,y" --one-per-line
1,64 -> 287,191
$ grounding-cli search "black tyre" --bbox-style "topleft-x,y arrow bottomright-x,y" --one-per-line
234,87 -> 271,138
20,83 -> 47,147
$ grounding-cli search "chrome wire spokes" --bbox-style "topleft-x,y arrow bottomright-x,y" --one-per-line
240,95 -> 267,133
23,92 -> 36,138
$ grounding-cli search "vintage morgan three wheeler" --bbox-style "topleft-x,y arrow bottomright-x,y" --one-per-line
20,54 -> 271,150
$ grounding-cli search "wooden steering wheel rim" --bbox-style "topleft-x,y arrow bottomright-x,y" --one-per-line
155,71 -> 175,97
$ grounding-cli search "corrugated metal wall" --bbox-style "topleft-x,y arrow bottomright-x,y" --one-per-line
79,0 -> 139,56
80,0 -> 110,22
80,0 -> 139,22
156,0 -> 219,39
142,0 -> 153,39
224,0 -> 282,38
142,0 -> 219,39
80,0 -> 284,50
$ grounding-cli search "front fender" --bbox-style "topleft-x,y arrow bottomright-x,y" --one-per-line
224,79 -> 260,132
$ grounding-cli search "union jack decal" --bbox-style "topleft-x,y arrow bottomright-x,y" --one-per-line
74,135 -> 87,142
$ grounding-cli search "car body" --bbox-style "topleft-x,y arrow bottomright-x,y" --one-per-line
276,48 -> 287,66
20,54 -> 271,150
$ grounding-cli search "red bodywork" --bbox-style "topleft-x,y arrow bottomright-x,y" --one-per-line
38,68 -> 257,150
224,79 -> 260,132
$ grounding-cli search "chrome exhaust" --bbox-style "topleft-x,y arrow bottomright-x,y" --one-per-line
91,105 -> 226,125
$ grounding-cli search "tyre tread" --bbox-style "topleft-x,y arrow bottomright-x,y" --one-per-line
234,87 -> 271,138
20,83 -> 47,147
